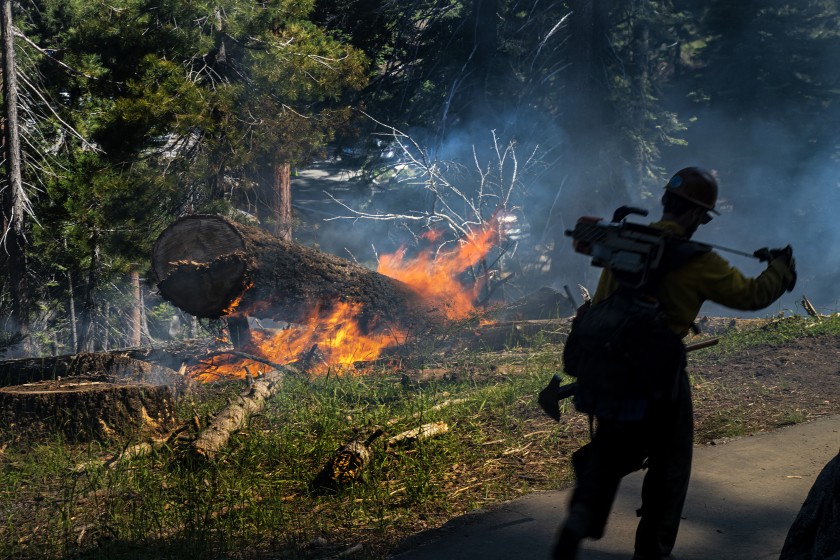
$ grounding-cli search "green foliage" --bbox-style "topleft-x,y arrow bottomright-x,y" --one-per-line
6,0 -> 369,347
4,0 -> 840,348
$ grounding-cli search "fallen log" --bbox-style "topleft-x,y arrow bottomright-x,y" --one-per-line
151,215 -> 442,334
387,422 -> 449,448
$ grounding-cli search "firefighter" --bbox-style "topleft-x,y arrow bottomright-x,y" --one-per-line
552,167 -> 797,560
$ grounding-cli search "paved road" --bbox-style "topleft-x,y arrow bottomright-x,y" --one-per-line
389,415 -> 840,560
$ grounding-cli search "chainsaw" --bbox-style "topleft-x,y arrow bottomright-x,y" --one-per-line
565,206 -> 777,289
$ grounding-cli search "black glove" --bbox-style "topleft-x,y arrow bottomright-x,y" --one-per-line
753,245 -> 793,264
756,245 -> 796,291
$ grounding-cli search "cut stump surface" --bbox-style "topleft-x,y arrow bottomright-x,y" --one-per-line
0,378 -> 177,442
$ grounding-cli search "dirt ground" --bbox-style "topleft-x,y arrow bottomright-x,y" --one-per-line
689,333 -> 840,442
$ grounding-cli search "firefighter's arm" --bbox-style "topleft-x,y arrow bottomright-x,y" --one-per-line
698,251 -> 796,311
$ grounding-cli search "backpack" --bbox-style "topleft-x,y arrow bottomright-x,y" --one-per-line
563,289 -> 686,420
562,211 -> 708,421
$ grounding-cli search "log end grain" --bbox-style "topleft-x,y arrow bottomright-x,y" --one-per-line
153,215 -> 250,318
157,254 -> 249,318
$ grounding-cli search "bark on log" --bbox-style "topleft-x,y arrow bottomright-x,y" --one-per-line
0,379 -> 177,442
151,215 -> 441,334
191,368 -> 288,459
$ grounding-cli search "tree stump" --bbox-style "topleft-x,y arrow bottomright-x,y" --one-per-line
0,379 -> 177,443
0,350 -> 192,393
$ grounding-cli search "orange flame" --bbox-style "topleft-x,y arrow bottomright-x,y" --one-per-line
377,224 -> 498,320
221,281 -> 253,315
191,302 -> 406,381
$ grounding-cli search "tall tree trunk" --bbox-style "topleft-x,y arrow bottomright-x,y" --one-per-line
76,231 -> 100,353
139,284 -> 155,345
68,270 -> 78,351
273,161 -> 292,241
102,301 -> 109,351
468,0 -> 497,117
627,0 -> 652,192
130,269 -> 142,347
0,0 -> 29,345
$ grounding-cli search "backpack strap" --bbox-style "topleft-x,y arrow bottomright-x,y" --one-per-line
641,238 -> 711,295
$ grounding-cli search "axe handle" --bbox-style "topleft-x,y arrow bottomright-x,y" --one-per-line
685,337 -> 719,352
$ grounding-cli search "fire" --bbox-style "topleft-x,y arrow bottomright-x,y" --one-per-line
255,302 -> 403,367
221,280 -> 253,315
377,224 -> 498,320
191,223 -> 499,381
192,302 -> 406,381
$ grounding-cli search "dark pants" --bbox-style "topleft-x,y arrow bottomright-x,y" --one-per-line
559,372 -> 693,559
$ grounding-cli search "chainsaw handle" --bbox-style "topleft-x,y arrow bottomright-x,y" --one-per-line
611,206 -> 648,223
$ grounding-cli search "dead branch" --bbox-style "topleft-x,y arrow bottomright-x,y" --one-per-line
386,398 -> 468,426
191,368 -> 289,459
387,422 -> 449,448
801,296 -> 820,319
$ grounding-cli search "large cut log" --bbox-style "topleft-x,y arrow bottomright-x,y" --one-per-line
152,215 -> 442,334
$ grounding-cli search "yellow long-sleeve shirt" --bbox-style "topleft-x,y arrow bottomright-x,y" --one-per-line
592,220 -> 795,338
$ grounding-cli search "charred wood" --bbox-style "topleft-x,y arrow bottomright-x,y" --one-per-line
313,428 -> 384,488
0,351 -> 191,394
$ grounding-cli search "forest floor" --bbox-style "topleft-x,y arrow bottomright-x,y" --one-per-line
688,328 -> 840,442
1,314 -> 839,560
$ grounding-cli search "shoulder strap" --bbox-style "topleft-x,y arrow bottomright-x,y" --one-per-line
665,239 -> 711,269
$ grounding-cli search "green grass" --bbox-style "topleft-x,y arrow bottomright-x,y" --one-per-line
689,313 -> 840,360
694,406 -> 750,440
0,347 -> 574,559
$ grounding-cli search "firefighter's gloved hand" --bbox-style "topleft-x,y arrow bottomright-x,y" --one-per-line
753,247 -> 773,262
769,245 -> 794,265
766,245 -> 796,292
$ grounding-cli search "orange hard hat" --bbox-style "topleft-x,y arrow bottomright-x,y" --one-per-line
664,167 -> 719,214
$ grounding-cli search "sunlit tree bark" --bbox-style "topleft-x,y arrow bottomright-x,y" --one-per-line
0,0 -> 29,344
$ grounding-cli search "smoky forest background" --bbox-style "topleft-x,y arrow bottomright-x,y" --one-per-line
1,0 -> 839,358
